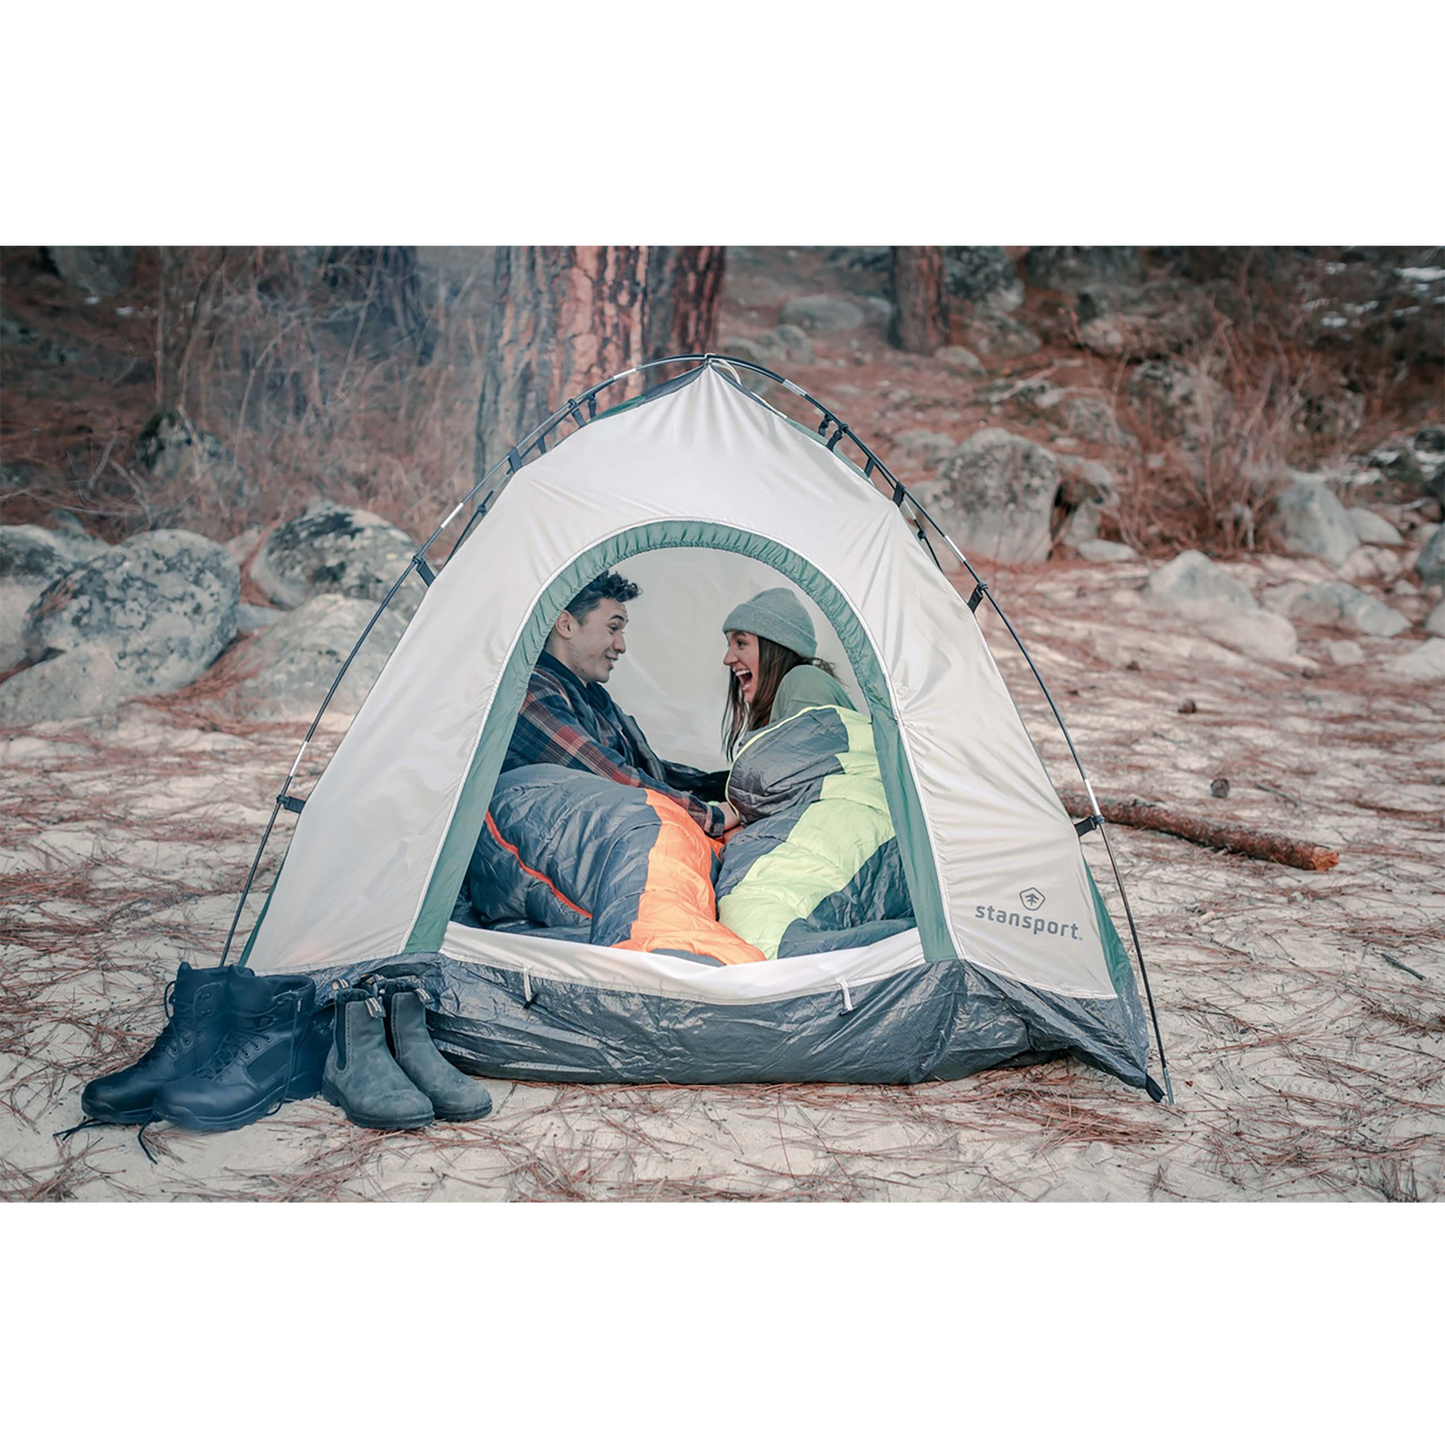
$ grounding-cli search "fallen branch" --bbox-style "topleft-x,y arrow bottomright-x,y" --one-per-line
1059,791 -> 1340,871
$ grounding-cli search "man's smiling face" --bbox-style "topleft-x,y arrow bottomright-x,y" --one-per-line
555,600 -> 629,685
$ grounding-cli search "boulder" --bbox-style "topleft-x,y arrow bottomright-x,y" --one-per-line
1324,639 -> 1366,666
1415,424 -> 1445,455
934,345 -> 985,376
943,247 -> 1024,312
779,295 -> 865,333
236,602 -> 284,633
1268,479 -> 1358,568
1,308 -> 37,346
22,530 -> 240,699
1414,523 -> 1445,587
42,246 -> 135,297
230,595 -> 409,721
1143,556 -> 1309,666
1285,581 -> 1410,637
771,323 -> 816,364
249,504 -> 424,620
0,525 -> 110,672
1197,609 -> 1304,666
719,334 -> 787,377
931,429 -> 1060,565
1143,550 -> 1257,615
960,312 -> 1042,359
1076,539 -> 1137,563
1061,393 -> 1132,448
0,644 -> 130,728
1056,456 -> 1119,545
1126,360 -> 1230,447
1381,638 -> 1445,683
1260,581 -> 1310,616
1075,279 -> 1213,358
1346,508 -> 1404,546
1424,600 -> 1445,637
894,429 -> 959,467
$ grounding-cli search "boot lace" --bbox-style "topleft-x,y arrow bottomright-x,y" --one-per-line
131,980 -> 188,1065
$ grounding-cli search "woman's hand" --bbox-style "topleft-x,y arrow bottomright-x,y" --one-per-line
719,801 -> 742,833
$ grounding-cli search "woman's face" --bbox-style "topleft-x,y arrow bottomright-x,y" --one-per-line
723,630 -> 760,704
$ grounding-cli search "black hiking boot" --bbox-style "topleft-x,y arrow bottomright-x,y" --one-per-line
377,978 -> 492,1123
321,988 -> 434,1131
79,962 -> 246,1125
151,973 -> 329,1132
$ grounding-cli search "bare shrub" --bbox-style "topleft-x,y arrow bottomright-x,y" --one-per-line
2,246 -> 488,547
1109,308 -> 1347,557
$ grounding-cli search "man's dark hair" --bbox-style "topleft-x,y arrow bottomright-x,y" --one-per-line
563,570 -> 641,622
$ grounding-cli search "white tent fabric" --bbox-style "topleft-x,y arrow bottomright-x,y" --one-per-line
246,366 -> 1115,1000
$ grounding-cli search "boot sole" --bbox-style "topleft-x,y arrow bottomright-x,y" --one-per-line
321,1081 -> 433,1132
79,1102 -> 154,1126
433,1102 -> 493,1122
154,1087 -> 287,1133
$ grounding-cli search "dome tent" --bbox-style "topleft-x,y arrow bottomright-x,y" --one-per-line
232,358 -> 1169,1098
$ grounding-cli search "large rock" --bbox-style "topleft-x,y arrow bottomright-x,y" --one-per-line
1285,581 -> 1410,637
779,295 -> 865,333
1143,550 -> 1257,614
43,246 -> 135,296
1415,523 -> 1445,587
1061,393 -> 1133,448
0,645 -> 130,727
1075,279 -> 1213,359
1268,479 -> 1359,568
960,312 -> 1042,359
934,345 -> 985,376
230,595 -> 409,721
0,525 -> 110,672
22,530 -> 239,699
1143,551 -> 1305,665
931,429 -> 1060,565
894,429 -> 959,467
1423,600 -> 1445,637
1346,508 -> 1404,546
1126,360 -> 1230,447
943,247 -> 1023,312
250,504 -> 423,620
1056,456 -> 1118,545
1381,638 -> 1445,683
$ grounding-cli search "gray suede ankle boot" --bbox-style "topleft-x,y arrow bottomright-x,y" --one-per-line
322,988 -> 433,1131
379,979 -> 493,1123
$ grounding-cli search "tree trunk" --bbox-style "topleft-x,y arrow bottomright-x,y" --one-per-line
643,245 -> 726,360
890,246 -> 949,354
474,245 -> 726,481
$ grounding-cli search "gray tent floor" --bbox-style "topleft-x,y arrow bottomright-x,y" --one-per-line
4,562 -> 1441,1201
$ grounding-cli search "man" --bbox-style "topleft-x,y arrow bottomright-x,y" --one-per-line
503,571 -> 741,837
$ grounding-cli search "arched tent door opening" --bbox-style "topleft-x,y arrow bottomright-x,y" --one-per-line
405,521 -> 949,962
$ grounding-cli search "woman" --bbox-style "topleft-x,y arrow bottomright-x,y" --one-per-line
721,587 -> 853,759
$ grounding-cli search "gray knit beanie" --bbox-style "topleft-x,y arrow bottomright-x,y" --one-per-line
722,587 -> 816,658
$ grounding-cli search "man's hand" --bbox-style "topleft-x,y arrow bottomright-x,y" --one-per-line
719,801 -> 742,832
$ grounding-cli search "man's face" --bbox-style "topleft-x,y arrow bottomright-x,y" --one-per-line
554,600 -> 628,685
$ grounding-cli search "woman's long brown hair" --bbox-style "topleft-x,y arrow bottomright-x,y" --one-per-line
723,636 -> 838,760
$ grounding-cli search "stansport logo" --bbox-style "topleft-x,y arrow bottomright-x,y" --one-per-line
975,895 -> 1082,940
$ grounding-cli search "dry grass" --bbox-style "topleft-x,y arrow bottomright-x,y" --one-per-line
2,246 -> 486,547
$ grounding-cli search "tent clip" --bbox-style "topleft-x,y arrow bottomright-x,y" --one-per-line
967,581 -> 988,612
521,967 -> 534,1007
277,793 -> 306,815
839,978 -> 855,1015
1074,813 -> 1103,838
412,554 -> 436,587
